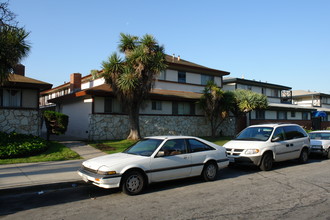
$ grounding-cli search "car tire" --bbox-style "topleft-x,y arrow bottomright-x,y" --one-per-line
202,162 -> 218,181
327,148 -> 330,159
298,148 -> 309,164
122,170 -> 145,195
259,152 -> 273,171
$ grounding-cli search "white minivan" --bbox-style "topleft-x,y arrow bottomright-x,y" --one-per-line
224,123 -> 310,171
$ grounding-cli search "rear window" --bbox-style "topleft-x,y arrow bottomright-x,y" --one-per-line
309,132 -> 330,140
283,126 -> 307,140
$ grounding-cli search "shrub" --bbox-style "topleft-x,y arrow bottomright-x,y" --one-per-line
0,132 -> 48,159
43,111 -> 69,140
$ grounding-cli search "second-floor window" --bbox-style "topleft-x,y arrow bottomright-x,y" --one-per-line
158,70 -> 166,80
178,71 -> 186,83
271,89 -> 279,97
201,74 -> 214,85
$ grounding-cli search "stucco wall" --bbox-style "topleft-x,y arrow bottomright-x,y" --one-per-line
88,114 -> 236,140
0,109 -> 40,136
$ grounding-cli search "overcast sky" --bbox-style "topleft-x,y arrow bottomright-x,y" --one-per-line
9,0 -> 330,93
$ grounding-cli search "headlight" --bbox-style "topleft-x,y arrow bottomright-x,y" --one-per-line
245,149 -> 260,155
97,170 -> 117,175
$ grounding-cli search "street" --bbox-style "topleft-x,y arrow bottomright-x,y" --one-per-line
1,157 -> 329,220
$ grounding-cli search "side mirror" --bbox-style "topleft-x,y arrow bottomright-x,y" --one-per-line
272,136 -> 281,142
156,151 -> 165,157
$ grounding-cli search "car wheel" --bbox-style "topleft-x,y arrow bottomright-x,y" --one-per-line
327,148 -> 330,159
298,148 -> 309,163
259,152 -> 273,171
202,162 -> 218,181
122,171 -> 145,195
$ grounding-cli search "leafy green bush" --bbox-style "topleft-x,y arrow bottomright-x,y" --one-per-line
43,111 -> 69,135
0,132 -> 48,159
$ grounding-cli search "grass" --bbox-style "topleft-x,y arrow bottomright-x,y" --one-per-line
90,139 -> 137,154
0,141 -> 81,165
89,136 -> 232,154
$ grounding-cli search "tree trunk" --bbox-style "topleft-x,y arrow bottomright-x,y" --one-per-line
127,106 -> 141,140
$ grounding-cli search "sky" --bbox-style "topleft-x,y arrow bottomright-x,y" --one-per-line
8,0 -> 330,93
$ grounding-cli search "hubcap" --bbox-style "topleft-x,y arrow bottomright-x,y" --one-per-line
126,175 -> 141,192
206,164 -> 216,178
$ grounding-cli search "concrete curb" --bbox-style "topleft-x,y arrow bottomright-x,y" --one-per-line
0,180 -> 87,197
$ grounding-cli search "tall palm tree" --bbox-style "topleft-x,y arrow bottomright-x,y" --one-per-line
0,25 -> 30,84
102,33 -> 167,140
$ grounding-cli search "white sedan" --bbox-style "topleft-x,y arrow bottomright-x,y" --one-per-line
78,136 -> 229,195
309,131 -> 330,159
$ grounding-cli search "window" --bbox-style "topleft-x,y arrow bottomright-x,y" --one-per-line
283,126 -> 307,140
172,102 -> 195,115
201,74 -> 214,85
152,101 -> 162,110
271,89 -> 279,97
188,139 -> 214,152
291,111 -> 296,118
277,111 -> 287,120
104,97 -> 112,113
158,139 -> 187,156
272,128 -> 285,141
262,88 -> 267,95
2,89 -> 21,107
302,112 -> 309,120
256,110 -> 265,120
158,70 -> 166,80
178,71 -> 186,83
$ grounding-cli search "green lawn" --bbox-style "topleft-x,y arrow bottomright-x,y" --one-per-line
90,137 -> 232,154
0,141 -> 81,164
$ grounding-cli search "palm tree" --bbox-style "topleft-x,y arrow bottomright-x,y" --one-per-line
232,89 -> 268,133
199,81 -> 235,137
0,2 -> 30,84
102,33 -> 167,140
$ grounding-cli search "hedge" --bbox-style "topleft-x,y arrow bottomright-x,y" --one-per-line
0,132 -> 48,159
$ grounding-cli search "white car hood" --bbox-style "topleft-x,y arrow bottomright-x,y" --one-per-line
223,140 -> 267,149
82,153 -> 145,171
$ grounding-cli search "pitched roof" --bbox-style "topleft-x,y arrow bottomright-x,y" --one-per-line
48,84 -> 202,104
3,74 -> 52,91
223,77 -> 291,90
165,55 -> 229,77
292,90 -> 330,98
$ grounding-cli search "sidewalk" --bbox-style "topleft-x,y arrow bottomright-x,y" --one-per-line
0,140 -> 107,193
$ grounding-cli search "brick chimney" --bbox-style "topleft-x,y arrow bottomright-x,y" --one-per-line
70,73 -> 82,92
13,64 -> 25,76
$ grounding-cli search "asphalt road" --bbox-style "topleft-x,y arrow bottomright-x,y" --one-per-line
1,157 -> 329,220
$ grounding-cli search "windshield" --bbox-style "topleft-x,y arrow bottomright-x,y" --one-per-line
309,132 -> 330,140
123,139 -> 163,156
235,127 -> 273,141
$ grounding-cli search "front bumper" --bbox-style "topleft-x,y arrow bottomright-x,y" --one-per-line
77,168 -> 122,189
310,146 -> 327,156
228,155 -> 262,166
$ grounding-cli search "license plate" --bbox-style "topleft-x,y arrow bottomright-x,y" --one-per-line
229,157 -> 235,163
